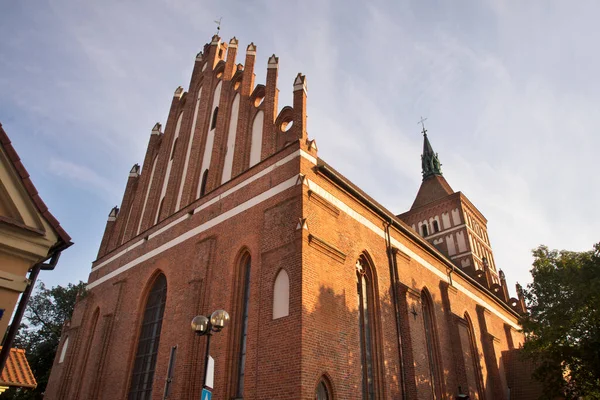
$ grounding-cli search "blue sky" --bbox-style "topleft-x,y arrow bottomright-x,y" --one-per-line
1,0 -> 598,295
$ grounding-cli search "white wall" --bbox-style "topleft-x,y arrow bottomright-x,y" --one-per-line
176,87 -> 202,210
221,93 -> 240,183
249,111 -> 264,167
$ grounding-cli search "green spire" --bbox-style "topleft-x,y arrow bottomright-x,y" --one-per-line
420,127 -> 442,180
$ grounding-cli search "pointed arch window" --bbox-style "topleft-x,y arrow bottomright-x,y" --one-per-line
315,377 -> 332,400
58,336 -> 69,363
200,169 -> 209,197
356,258 -> 378,399
422,224 -> 429,237
464,313 -> 484,399
210,107 -> 219,130
273,269 -> 289,319
129,274 -> 167,400
432,220 -> 440,233
422,290 -> 442,399
235,255 -> 252,398
170,137 -> 178,160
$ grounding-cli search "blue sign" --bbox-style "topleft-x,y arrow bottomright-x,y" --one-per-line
201,388 -> 212,400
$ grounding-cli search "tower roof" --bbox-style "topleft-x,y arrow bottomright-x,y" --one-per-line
409,174 -> 454,210
421,132 -> 442,180
410,129 -> 454,210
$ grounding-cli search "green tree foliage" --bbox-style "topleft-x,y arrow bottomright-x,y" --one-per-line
3,281 -> 86,400
521,243 -> 600,399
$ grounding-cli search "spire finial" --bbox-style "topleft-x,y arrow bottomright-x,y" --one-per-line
419,117 -> 443,180
214,17 -> 222,35
418,116 -> 428,136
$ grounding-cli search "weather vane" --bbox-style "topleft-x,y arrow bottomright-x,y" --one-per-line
418,116 -> 428,135
214,17 -> 222,35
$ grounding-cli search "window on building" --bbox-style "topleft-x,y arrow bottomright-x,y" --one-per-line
273,269 -> 290,319
236,255 -> 252,398
422,224 -> 429,237
464,313 -> 484,398
432,220 -> 440,233
211,107 -> 219,130
156,197 -> 165,223
356,258 -> 377,399
422,290 -> 442,399
200,169 -> 209,197
58,336 -> 69,363
170,137 -> 178,160
315,378 -> 332,400
128,274 -> 167,400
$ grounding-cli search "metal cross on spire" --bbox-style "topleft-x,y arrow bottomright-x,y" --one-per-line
418,116 -> 428,135
214,17 -> 222,35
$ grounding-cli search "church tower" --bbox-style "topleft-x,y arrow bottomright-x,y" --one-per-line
398,126 -> 500,286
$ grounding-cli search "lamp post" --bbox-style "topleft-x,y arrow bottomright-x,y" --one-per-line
191,309 -> 230,392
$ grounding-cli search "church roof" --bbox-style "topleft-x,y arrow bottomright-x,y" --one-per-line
410,130 -> 454,210
409,174 -> 454,210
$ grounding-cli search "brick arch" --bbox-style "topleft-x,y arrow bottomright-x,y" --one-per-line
227,247 -> 253,398
275,106 -> 294,133
250,84 -> 266,108
124,271 -> 168,399
230,69 -> 243,90
463,311 -> 485,399
213,59 -> 226,77
314,371 -> 336,400
355,251 -> 386,399
272,268 -> 289,319
420,286 -> 444,399
72,307 -> 100,399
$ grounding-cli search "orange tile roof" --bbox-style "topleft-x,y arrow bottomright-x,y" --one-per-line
0,347 -> 37,389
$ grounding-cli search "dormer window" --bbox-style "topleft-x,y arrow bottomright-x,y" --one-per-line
422,224 -> 429,237
432,220 -> 440,233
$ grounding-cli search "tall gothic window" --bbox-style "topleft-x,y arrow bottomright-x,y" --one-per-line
432,220 -> 440,233
422,224 -> 429,236
211,107 -> 219,130
200,169 -> 209,197
422,289 -> 442,399
128,274 -> 167,400
464,313 -> 484,398
315,377 -> 332,400
236,255 -> 252,398
356,258 -> 377,399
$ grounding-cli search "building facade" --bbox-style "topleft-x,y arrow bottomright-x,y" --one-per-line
0,124 -> 72,390
45,35 -> 528,400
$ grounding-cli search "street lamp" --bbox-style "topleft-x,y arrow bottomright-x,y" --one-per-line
191,310 -> 230,392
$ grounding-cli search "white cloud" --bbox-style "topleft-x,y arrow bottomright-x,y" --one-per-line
48,158 -> 120,201
2,0 -> 598,292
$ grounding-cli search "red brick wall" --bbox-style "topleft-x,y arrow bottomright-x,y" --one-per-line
46,35 -> 530,400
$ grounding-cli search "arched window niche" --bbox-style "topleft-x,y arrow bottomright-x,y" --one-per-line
463,312 -> 484,399
58,336 -> 69,363
199,169 -> 209,197
315,375 -> 334,400
210,107 -> 219,130
355,255 -> 380,400
233,253 -> 252,399
128,273 -> 168,400
421,288 -> 442,399
273,269 -> 290,319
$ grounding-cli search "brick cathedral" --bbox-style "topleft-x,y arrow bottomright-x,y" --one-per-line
46,35 -> 532,400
